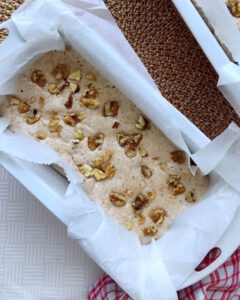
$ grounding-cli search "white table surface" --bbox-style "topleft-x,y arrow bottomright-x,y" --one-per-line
0,165 -> 103,300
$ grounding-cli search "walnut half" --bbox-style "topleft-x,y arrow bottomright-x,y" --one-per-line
109,192 -> 126,207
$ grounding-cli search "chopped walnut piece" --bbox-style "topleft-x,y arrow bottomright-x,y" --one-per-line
64,94 -> 73,109
31,70 -> 46,87
102,101 -> 119,117
52,64 -> 70,80
112,122 -> 120,129
167,174 -> 186,196
88,133 -> 104,151
79,164 -> 94,178
227,0 -> 240,17
84,86 -> 98,99
77,111 -> 87,121
48,83 -> 59,95
68,69 -> 81,81
143,226 -> 158,237
125,222 -> 133,231
92,150 -> 113,167
170,150 -> 186,164
63,113 -> 80,127
147,190 -> 156,200
173,184 -> 185,196
18,101 -> 30,114
81,97 -> 99,109
185,191 -> 196,203
159,162 -> 169,173
109,192 -> 126,207
116,133 -> 142,147
136,213 -> 145,225
131,193 -> 149,212
104,164 -> 116,178
9,97 -> 20,106
48,114 -> 62,134
141,165 -> 153,178
138,146 -> 148,158
93,168 -> 107,181
86,72 -> 97,81
70,82 -> 79,94
125,145 -> 137,158
26,109 -> 41,124
135,115 -> 151,130
35,132 -> 46,140
74,128 -> 84,141
149,209 -> 166,226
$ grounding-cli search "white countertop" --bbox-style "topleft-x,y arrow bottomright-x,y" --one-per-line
0,166 -> 103,300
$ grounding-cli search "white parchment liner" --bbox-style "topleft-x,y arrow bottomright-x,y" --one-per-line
0,1 -> 240,299
193,0 -> 240,117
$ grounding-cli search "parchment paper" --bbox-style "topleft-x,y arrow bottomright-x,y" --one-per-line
0,1 -> 240,299
193,0 -> 240,117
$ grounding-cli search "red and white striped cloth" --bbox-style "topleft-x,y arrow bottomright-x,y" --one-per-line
88,247 -> 240,300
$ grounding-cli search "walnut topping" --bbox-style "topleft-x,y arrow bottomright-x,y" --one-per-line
18,101 -> 30,114
227,0 -> 240,17
167,174 -> 186,196
48,115 -> 62,134
109,192 -> 126,207
92,150 -> 113,167
149,209 -> 166,226
116,133 -> 142,147
185,191 -> 196,203
64,94 -> 73,109
26,109 -> 41,124
104,164 -> 116,178
88,133 -> 104,151
79,164 -> 93,178
136,213 -> 145,225
112,122 -> 120,129
93,168 -> 107,181
86,72 -> 97,81
48,83 -> 59,95
102,101 -> 119,117
147,190 -> 156,200
68,69 -> 81,81
77,111 -> 87,121
143,226 -> 158,237
31,70 -> 46,87
9,97 -> 20,106
70,82 -> 79,94
84,86 -> 98,99
138,146 -> 148,158
125,145 -> 137,158
35,132 -> 46,140
74,128 -> 84,141
131,193 -> 149,212
81,98 -> 99,109
52,64 -> 70,80
141,165 -> 152,178
63,113 -> 81,127
125,222 -> 133,231
170,150 -> 186,164
135,115 -> 151,130
159,162 -> 169,173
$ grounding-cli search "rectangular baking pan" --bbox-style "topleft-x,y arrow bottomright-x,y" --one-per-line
0,17 -> 240,290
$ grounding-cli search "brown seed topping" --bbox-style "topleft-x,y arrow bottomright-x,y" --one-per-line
112,122 -> 120,129
143,226 -> 158,237
48,83 -> 59,95
135,115 -> 151,130
185,191 -> 196,203
141,165 -> 153,178
227,0 -> 240,17
170,150 -> 186,164
109,192 -> 126,207
31,70 -> 46,87
125,145 -> 137,158
88,133 -> 104,151
102,101 -> 119,117
18,101 -> 30,114
64,94 -> 73,109
26,109 -> 41,124
63,113 -> 80,127
52,64 -> 70,80
149,209 -> 166,226
132,193 -> 149,212
35,132 -> 46,140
